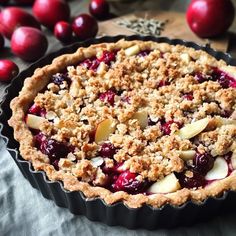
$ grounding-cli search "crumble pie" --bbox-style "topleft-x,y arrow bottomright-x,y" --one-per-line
8,39 -> 236,208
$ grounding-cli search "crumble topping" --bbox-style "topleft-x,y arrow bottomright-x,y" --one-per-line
9,40 -> 236,207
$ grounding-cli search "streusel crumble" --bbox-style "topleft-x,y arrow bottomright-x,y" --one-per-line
9,39 -> 236,208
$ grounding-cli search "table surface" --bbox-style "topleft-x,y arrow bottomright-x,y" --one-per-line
1,0 -> 236,235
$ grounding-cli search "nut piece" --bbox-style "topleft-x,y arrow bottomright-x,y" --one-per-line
148,173 -> 181,194
177,118 -> 209,139
125,45 -> 140,56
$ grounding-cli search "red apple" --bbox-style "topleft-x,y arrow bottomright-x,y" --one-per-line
54,21 -> 72,43
0,7 -> 41,39
89,0 -> 110,20
11,27 -> 48,62
0,60 -> 19,82
0,33 -> 4,50
33,0 -> 70,29
72,13 -> 98,40
186,0 -> 235,38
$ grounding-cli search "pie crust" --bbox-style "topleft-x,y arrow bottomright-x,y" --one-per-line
8,39 -> 236,208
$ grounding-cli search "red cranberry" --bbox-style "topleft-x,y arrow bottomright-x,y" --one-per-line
195,72 -> 208,83
40,138 -> 70,161
230,80 -> 236,88
11,26 -> 48,62
112,170 -> 146,194
0,34 -> 4,51
29,104 -> 41,114
54,21 -> 72,43
99,142 -> 116,158
89,0 -> 110,20
161,120 -> 181,135
121,95 -> 130,104
52,159 -> 59,170
52,73 -> 69,85
138,50 -> 151,57
99,90 -> 116,106
193,152 -> 214,175
178,170 -> 206,189
34,132 -> 46,148
157,80 -> 170,88
89,129 -> 96,143
33,0 -> 70,29
72,13 -> 98,40
102,162 -> 124,174
98,50 -> 116,65
183,93 -> 194,100
80,57 -> 100,71
0,60 -> 19,82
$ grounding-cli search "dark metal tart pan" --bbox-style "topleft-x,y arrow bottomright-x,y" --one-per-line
1,35 -> 236,230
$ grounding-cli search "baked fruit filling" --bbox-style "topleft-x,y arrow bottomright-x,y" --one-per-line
10,40 -> 236,206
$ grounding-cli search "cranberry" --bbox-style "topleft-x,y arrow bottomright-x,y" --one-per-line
178,170 -> 206,189
222,110 -> 232,118
102,162 -> 124,174
52,73 -> 69,85
138,50 -> 151,57
11,27 -> 48,62
34,132 -> 46,149
80,57 -> 100,71
89,0 -> 110,20
33,0 -> 70,29
0,60 -> 19,82
121,95 -> 131,104
195,73 -> 208,83
40,138 -> 70,161
98,50 -> 116,65
112,170 -> 146,194
161,120 -> 181,135
72,14 -> 98,40
29,104 -> 41,114
99,90 -> 116,106
211,68 -> 236,89
54,21 -> 72,43
99,142 -> 116,158
89,129 -> 96,143
183,93 -> 194,100
157,80 -> 170,88
52,159 -> 59,171
193,152 -> 214,175
0,34 -> 4,51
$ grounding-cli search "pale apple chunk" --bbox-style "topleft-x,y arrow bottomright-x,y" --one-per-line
178,150 -> 196,161
148,173 -> 181,194
26,114 -> 47,130
231,151 -> 236,170
132,110 -> 148,129
177,118 -> 209,139
124,45 -> 140,56
205,157 -> 228,181
95,118 -> 115,143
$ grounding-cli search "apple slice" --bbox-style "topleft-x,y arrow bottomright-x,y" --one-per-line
205,157 -> 228,181
178,150 -> 196,161
125,45 -> 140,56
132,110 -> 148,129
95,118 -> 115,143
231,151 -> 236,170
26,114 -> 47,130
177,118 -> 209,139
148,173 -> 181,194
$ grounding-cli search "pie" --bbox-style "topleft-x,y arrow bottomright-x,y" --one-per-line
8,39 -> 236,208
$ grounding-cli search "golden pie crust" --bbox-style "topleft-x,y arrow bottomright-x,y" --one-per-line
8,39 -> 236,208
